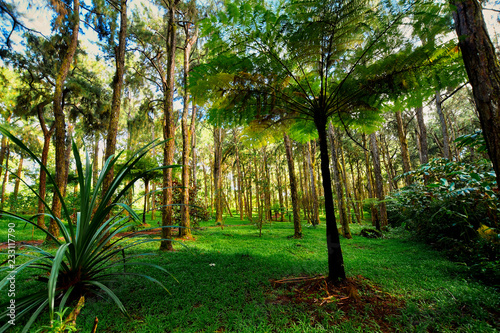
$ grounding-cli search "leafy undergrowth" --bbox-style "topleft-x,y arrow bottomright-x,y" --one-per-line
267,275 -> 405,332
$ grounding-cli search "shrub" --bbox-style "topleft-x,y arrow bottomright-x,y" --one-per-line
387,156 -> 499,286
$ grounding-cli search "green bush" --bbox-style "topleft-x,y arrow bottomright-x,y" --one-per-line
387,156 -> 499,286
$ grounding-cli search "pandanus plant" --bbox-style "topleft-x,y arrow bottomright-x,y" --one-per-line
0,126 -> 178,332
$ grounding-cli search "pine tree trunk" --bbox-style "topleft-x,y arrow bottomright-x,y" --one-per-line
103,0 -> 127,194
179,23 -> 197,239
48,0 -> 79,241
160,0 -> 179,251
451,0 -> 500,186
284,133 -> 302,238
11,155 -> 24,211
37,105 -> 54,228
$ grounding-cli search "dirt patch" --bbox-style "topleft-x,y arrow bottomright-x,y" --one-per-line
267,275 -> 405,332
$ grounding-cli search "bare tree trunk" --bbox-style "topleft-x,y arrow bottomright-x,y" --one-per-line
48,0 -> 79,240
416,105 -> 429,165
262,146 -> 271,221
435,91 -> 451,159
284,133 -> 302,238
307,141 -> 320,226
395,111 -> 412,186
0,146 -> 9,213
103,0 -> 127,194
369,132 -> 388,230
92,132 -> 99,189
451,0 -> 500,186
362,134 -> 379,227
314,116 -> 346,282
234,132 -> 244,220
327,124 -> 351,238
213,127 -> 224,225
10,155 -> 23,212
179,21 -> 197,239
160,0 -> 179,251
37,105 -> 54,228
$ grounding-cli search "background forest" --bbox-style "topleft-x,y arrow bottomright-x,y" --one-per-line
0,0 -> 499,331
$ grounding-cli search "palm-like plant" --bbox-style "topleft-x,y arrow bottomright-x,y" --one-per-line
0,126 -> 178,332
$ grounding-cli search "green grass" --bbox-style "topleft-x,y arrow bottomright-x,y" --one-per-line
1,214 -> 499,332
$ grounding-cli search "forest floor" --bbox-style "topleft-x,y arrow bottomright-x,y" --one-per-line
1,214 -> 499,332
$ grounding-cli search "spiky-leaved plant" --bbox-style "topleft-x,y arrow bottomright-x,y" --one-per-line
0,126 -> 178,332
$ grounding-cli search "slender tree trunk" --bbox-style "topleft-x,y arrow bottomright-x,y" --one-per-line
327,124 -> 351,238
395,111 -> 412,186
369,132 -> 388,230
262,147 -> 272,221
284,133 -> 302,238
160,0 -> 179,251
451,0 -> 500,186
276,162 -> 284,222
37,105 -> 54,228
307,141 -> 320,226
48,0 -> 79,240
0,146 -> 9,212
362,134 -> 379,227
416,105 -> 429,165
435,91 -> 451,159
234,134 -> 244,220
339,139 -> 353,225
315,116 -> 346,283
179,22 -> 197,239
347,156 -> 362,224
213,127 -> 224,225
143,179 -> 149,225
10,155 -> 23,212
92,132 -> 99,189
103,0 -> 127,194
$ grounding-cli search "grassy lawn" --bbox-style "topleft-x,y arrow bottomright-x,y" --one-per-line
1,213 -> 499,332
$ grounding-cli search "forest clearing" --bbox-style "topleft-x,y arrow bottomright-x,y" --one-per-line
0,0 -> 500,331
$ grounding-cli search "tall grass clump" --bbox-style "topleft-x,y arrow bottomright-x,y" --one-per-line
0,126 -> 178,332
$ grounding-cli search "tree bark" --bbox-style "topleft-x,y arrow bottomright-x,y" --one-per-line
327,124 -> 351,238
160,0 -> 179,251
395,111 -> 412,186
284,133 -> 302,238
10,154 -> 23,212
415,105 -> 429,165
0,146 -> 9,212
314,116 -> 346,283
49,0 -> 79,240
103,0 -> 127,194
213,127 -> 224,225
179,21 -> 197,239
307,141 -> 320,226
37,104 -> 54,228
369,132 -> 388,230
362,134 -> 379,227
435,91 -> 451,159
451,0 -> 500,185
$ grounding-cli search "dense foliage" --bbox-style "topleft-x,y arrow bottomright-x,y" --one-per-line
387,137 -> 499,285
